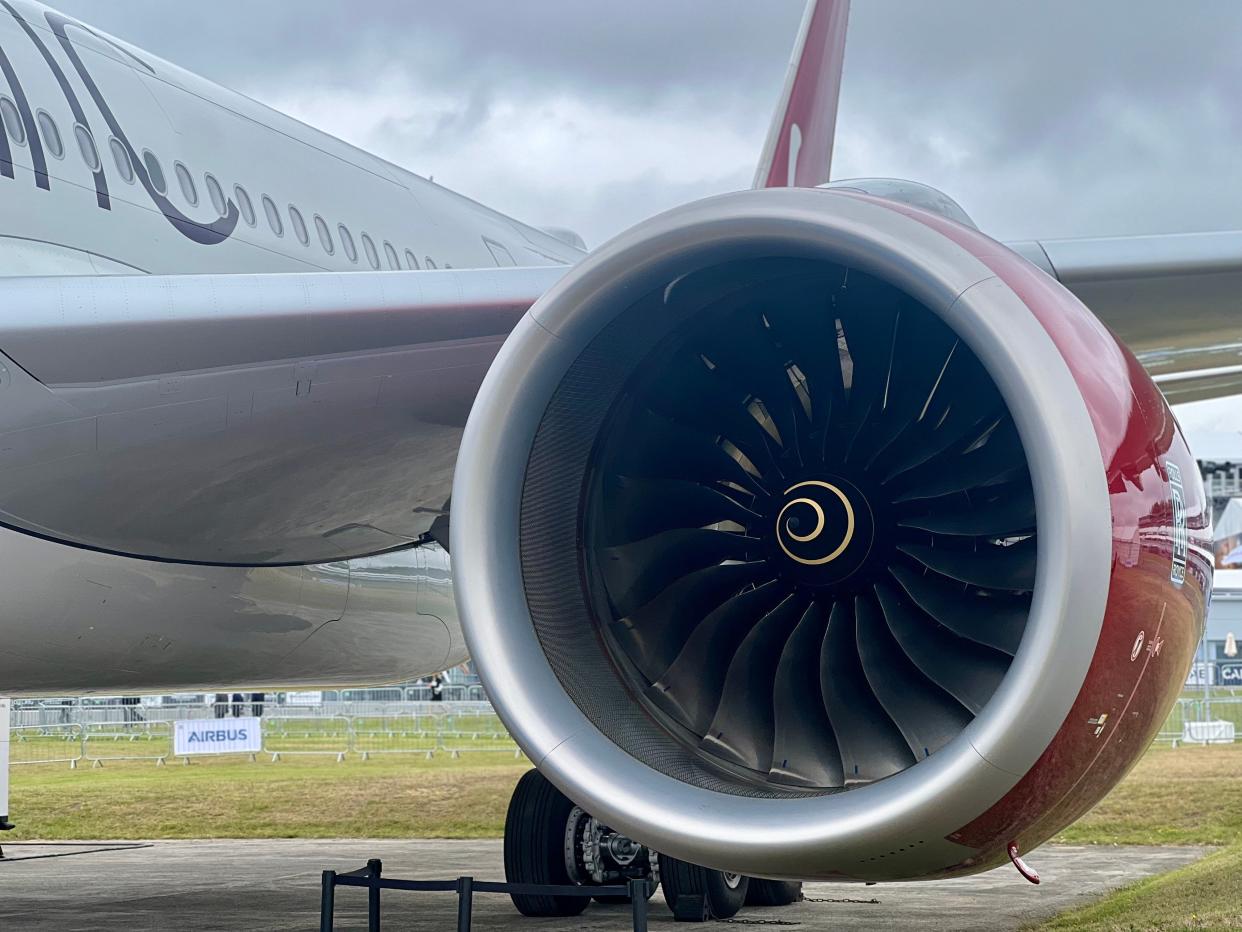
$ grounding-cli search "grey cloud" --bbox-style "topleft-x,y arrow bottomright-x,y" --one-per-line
48,1 -> 803,121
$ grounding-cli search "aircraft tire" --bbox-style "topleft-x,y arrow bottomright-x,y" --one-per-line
745,878 -> 803,906
503,769 -> 591,917
658,853 -> 749,920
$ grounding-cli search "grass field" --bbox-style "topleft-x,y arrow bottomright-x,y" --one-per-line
9,753 -> 527,839
1035,846 -> 1242,931
1038,744 -> 1242,931
10,740 -> 1242,928
1053,744 -> 1242,847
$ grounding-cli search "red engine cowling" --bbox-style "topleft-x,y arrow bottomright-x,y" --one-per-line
452,187 -> 1210,881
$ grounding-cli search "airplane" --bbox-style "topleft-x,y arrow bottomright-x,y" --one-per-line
0,0 -> 1228,920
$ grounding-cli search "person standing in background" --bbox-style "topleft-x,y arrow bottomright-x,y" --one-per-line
430,674 -> 444,702
121,695 -> 143,723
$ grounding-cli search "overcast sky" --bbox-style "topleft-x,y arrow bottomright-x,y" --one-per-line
50,0 -> 1242,431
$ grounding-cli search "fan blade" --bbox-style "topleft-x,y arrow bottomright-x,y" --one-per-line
856,592 -> 973,759
647,580 -> 789,735
891,421 -> 1026,502
874,582 -> 1010,714
762,284 -> 847,433
877,350 -> 1002,483
869,328 -> 963,474
699,314 -> 809,462
819,600 -> 915,784
889,563 -> 1028,655
646,352 -> 785,480
897,484 -> 1036,537
601,527 -> 759,618
899,536 -> 1037,592
878,407 -> 1001,485
601,475 -> 762,546
613,561 -> 768,682
769,601 -> 845,788
755,265 -> 854,427
701,594 -> 809,772
835,278 -> 901,412
822,395 -> 872,468
857,307 -> 958,468
613,407 -> 767,496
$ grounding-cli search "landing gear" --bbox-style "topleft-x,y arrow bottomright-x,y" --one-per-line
504,769 -> 655,917
503,769 -> 800,922
562,806 -> 658,905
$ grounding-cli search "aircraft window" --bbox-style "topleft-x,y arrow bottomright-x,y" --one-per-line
174,161 -> 198,206
110,137 -> 134,183
262,194 -> 283,236
361,233 -> 380,269
404,249 -> 419,270
0,96 -> 23,145
142,149 -> 167,195
424,256 -> 437,269
338,224 -> 357,263
288,205 -> 309,246
314,215 -> 334,255
36,110 -> 62,159
204,173 -> 226,217
383,241 -> 400,270
74,124 -> 100,171
234,185 -> 255,226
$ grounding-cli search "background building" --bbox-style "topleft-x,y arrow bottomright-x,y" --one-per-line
1190,430 -> 1242,683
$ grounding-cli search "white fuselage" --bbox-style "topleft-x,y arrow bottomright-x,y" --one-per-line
0,0 -> 578,277
0,0 -> 578,696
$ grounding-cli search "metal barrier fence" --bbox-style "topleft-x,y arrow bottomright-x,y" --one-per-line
10,696 -> 1241,767
9,701 -> 520,766
82,720 -> 173,766
9,723 -> 84,768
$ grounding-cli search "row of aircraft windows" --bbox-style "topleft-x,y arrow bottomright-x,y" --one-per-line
0,96 -> 451,271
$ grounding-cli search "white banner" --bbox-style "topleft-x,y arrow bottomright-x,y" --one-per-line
1186,662 -> 1217,687
174,716 -> 262,756
1,697 -> 10,825
1183,720 -> 1236,745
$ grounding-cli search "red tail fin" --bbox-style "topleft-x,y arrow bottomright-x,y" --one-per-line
753,0 -> 850,189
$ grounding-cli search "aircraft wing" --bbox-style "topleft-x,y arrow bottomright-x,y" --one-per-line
0,266 -> 564,565
0,266 -> 562,386
1008,231 -> 1242,404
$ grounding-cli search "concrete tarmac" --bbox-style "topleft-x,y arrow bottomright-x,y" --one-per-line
0,839 -> 1208,931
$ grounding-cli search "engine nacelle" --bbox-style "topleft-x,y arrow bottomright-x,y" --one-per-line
452,187 -> 1210,881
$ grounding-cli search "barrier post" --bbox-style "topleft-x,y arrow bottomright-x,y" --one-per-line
456,876 -> 473,932
319,870 -> 336,932
367,858 -> 382,931
629,878 -> 649,931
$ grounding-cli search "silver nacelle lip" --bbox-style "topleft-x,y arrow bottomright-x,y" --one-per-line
452,188 -> 1111,880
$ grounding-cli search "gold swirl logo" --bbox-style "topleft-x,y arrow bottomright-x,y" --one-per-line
776,480 -> 855,566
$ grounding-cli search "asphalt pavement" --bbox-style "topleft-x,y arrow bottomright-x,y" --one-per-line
0,838 -> 1208,931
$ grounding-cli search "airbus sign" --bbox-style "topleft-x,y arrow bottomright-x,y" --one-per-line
173,717 -> 262,756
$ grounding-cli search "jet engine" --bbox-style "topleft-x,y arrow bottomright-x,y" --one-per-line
452,187 -> 1210,881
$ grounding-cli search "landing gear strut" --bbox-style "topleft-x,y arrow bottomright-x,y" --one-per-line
503,770 -> 801,921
